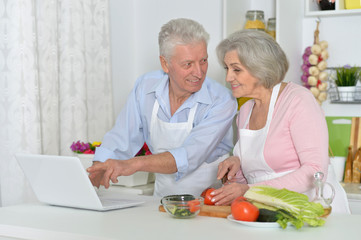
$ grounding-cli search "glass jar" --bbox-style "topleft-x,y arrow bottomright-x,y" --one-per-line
244,10 -> 265,31
266,18 -> 276,39
312,172 -> 335,217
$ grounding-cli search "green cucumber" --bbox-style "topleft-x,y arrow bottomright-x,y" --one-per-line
257,208 -> 279,222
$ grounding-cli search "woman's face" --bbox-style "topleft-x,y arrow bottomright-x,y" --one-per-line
223,50 -> 259,99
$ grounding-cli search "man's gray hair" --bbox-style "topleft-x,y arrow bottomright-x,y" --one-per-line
159,18 -> 210,61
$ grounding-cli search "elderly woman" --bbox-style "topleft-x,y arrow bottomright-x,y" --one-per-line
210,30 -> 350,214
87,18 -> 237,197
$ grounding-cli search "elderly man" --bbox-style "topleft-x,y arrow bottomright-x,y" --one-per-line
87,18 -> 237,197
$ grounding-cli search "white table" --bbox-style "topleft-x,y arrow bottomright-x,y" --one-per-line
0,194 -> 361,240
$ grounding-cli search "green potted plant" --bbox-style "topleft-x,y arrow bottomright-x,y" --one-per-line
334,65 -> 360,101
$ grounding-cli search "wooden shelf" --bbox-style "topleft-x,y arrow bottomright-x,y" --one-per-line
305,0 -> 361,17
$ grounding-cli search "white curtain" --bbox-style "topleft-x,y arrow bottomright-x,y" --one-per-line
0,0 -> 114,206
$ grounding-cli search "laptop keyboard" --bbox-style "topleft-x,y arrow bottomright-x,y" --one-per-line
100,198 -> 136,207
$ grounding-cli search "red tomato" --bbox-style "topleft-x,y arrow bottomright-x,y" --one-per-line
234,196 -> 247,202
203,188 -> 215,205
187,200 -> 201,213
200,188 -> 209,198
231,198 -> 259,222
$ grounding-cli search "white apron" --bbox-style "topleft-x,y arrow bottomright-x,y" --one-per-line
233,83 -> 350,214
150,100 -> 227,197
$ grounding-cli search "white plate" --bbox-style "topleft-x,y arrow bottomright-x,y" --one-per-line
227,215 -> 282,228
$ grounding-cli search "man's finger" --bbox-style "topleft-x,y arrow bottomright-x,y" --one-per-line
88,173 -> 100,188
110,176 -> 119,183
87,163 -> 106,173
101,168 -> 113,188
110,170 -> 119,183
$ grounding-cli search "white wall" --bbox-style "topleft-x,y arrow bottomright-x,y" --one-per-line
302,16 -> 361,68
302,15 -> 361,117
109,0 -> 136,118
109,0 -> 361,117
109,0 -> 226,116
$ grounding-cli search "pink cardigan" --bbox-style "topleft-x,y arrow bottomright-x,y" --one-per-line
235,82 -> 329,193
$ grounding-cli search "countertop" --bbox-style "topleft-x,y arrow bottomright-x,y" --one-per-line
341,183 -> 361,200
1,195 -> 361,240
109,182 -> 361,200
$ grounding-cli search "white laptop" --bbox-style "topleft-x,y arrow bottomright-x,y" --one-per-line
15,153 -> 145,211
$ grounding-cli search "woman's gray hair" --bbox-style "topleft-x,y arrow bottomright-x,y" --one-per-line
159,18 -> 210,61
216,30 -> 289,88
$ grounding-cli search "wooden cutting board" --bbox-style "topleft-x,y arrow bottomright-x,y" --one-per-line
159,205 -> 231,218
350,117 -> 361,158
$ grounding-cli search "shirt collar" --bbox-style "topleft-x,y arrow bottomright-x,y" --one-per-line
147,72 -> 212,108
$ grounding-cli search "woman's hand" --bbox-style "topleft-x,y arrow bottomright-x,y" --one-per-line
209,183 -> 249,206
217,156 -> 241,183
87,159 -> 138,188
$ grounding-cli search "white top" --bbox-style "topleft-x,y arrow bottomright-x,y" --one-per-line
0,195 -> 360,240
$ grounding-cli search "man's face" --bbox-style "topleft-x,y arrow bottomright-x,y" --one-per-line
160,41 -> 208,97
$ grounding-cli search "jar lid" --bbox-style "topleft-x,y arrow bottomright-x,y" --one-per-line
246,10 -> 265,18
246,10 -> 264,14
267,18 -> 276,27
